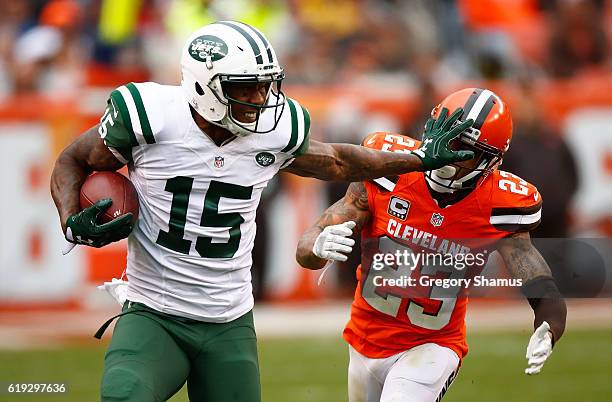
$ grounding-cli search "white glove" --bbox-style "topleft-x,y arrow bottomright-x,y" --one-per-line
525,321 -> 553,375
97,278 -> 128,306
313,221 -> 356,262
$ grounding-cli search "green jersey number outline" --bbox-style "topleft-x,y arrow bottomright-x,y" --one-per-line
156,177 -> 253,258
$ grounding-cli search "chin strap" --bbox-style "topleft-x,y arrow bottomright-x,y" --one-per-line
225,117 -> 256,137
426,159 -> 488,193
207,113 -> 255,137
219,91 -> 285,137
425,173 -> 457,193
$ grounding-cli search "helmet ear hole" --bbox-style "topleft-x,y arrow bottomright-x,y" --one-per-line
195,82 -> 205,96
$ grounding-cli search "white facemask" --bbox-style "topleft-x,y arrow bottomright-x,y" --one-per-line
425,160 -> 489,193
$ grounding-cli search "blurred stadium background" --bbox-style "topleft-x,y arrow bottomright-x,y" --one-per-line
0,0 -> 611,401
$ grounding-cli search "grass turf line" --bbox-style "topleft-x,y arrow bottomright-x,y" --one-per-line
0,328 -> 609,402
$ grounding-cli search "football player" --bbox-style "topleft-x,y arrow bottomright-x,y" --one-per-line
297,88 -> 567,402
50,22 -> 473,402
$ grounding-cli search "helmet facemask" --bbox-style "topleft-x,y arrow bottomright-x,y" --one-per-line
425,123 -> 504,193
206,71 -> 285,137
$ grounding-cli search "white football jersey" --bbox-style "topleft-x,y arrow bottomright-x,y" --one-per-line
98,82 -> 310,322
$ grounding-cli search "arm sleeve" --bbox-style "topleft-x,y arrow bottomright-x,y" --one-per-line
521,276 -> 567,345
280,98 -> 311,157
98,82 -> 159,163
293,102 -> 310,157
98,89 -> 138,163
490,174 -> 543,234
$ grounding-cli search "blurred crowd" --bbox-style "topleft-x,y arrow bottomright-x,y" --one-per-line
1,0 -> 611,96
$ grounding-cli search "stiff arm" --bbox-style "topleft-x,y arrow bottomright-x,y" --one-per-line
284,140 -> 423,181
284,106 -> 474,181
296,181 -> 371,269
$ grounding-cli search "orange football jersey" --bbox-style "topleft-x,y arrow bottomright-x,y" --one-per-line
343,132 -> 542,360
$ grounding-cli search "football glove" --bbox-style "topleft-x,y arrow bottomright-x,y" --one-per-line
313,221 -> 356,262
525,321 -> 553,375
97,278 -> 128,306
412,107 -> 475,171
65,198 -> 133,248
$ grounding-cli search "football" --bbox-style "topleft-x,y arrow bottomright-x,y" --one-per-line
79,171 -> 139,224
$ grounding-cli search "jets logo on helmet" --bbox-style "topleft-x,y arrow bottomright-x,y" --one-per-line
426,88 -> 513,192
180,21 -> 285,137
188,35 -> 228,62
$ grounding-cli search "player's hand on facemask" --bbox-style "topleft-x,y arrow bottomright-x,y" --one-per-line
525,321 -> 553,375
313,221 -> 356,262
412,107 -> 475,171
65,199 -> 134,248
97,278 -> 129,306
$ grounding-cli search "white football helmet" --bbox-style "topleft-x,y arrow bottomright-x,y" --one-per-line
180,21 -> 285,137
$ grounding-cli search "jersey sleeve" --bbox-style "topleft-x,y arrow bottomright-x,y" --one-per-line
279,97 -> 310,157
98,82 -> 162,163
361,132 -> 421,192
490,170 -> 543,233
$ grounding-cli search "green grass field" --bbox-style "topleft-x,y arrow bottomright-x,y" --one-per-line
1,328 -> 610,401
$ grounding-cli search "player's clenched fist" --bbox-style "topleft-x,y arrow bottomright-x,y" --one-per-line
312,221 -> 356,262
65,199 -> 133,248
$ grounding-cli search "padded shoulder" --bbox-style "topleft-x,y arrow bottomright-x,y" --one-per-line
361,132 -> 420,192
279,97 -> 311,157
105,82 -> 166,145
489,170 -> 543,233
361,132 -> 421,153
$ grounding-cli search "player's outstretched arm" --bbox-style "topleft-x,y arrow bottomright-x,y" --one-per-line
50,126 -> 131,246
284,107 -> 475,181
497,232 -> 567,375
296,182 -> 371,269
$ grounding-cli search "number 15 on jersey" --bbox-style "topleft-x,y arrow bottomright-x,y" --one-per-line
156,177 -> 253,259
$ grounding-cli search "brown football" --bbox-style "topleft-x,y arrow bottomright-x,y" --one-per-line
79,171 -> 139,224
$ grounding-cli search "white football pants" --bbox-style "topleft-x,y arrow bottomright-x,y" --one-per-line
348,343 -> 460,402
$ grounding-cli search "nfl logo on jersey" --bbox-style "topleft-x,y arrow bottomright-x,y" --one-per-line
430,212 -> 444,227
214,156 -> 224,169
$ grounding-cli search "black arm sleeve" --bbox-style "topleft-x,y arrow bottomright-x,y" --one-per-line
521,276 -> 567,345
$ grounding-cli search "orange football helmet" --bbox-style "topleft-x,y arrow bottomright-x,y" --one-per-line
427,88 -> 513,191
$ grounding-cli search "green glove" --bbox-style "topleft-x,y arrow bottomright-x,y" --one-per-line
65,198 -> 134,248
412,107 -> 475,171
